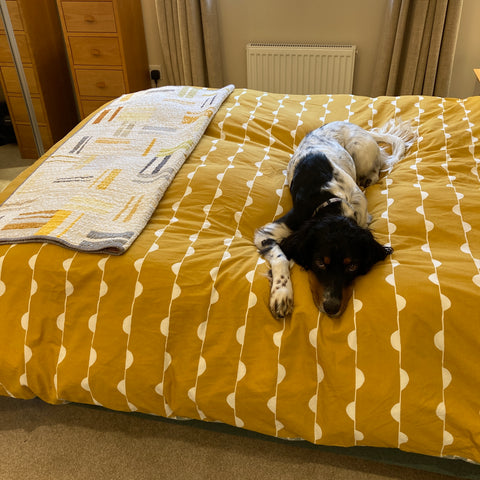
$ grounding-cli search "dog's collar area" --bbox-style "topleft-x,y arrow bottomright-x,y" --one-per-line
312,197 -> 343,217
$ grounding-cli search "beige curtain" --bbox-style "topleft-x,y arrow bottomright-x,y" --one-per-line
155,0 -> 224,87
371,0 -> 463,97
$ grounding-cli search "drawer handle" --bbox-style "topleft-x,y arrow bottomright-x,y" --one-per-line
84,15 -> 96,23
95,81 -> 106,89
91,48 -> 101,57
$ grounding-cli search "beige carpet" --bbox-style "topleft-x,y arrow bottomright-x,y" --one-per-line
0,144 -> 479,480
0,396 -> 474,480
0,143 -> 34,192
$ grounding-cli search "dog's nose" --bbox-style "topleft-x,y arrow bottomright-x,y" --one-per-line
323,298 -> 342,316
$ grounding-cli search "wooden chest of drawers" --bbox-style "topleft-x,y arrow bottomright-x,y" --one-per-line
56,0 -> 150,119
0,0 -> 78,158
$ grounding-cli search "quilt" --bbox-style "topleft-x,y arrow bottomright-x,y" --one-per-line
0,88 -> 479,466
0,85 -> 234,254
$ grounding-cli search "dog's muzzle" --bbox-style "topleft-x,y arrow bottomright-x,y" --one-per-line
307,271 -> 353,318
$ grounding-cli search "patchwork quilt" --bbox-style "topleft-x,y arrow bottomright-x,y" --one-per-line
0,85 -> 234,254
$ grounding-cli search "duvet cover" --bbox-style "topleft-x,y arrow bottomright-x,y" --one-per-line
0,87 -> 479,464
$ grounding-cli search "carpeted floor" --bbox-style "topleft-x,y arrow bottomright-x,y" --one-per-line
1,144 -> 479,480
1,396 -> 478,480
0,143 -> 34,191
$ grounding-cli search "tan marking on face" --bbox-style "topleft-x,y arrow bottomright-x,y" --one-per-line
307,271 -> 354,318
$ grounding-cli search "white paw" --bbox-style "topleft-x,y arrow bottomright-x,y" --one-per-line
269,276 -> 293,319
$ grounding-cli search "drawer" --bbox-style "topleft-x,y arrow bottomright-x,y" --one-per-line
8,95 -> 46,124
1,65 -> 38,94
69,36 -> 121,66
15,123 -> 52,159
61,2 -> 116,33
80,98 -> 113,117
75,68 -> 125,97
0,1 -> 24,31
0,34 -> 31,64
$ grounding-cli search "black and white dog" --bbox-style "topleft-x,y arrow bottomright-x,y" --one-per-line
254,120 -> 416,319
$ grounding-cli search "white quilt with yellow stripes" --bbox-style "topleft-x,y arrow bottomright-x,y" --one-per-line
1,89 -> 480,466
0,85 -> 234,254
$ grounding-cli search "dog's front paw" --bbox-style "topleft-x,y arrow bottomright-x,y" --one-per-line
269,275 -> 293,319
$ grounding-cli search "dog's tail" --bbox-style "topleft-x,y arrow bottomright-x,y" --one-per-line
370,119 -> 418,169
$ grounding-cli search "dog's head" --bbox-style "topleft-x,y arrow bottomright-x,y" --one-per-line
280,216 -> 392,318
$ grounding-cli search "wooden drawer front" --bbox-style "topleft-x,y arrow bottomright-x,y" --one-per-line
0,1 -> 24,31
80,98 -> 113,117
9,95 -> 46,124
1,65 -> 38,94
16,123 -> 52,159
0,34 -> 31,64
61,2 -> 116,33
75,68 -> 125,97
69,36 -> 121,66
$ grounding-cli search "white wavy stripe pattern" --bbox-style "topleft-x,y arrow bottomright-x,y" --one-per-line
455,99 -> 480,283
54,251 -> 77,397
319,94 -> 332,127
117,253 -> 141,412
150,92 -> 246,417
20,244 -> 47,389
458,98 -> 480,431
342,94 -> 364,444
267,319 -> 286,435
187,91 -> 249,420
345,94 -> 356,121
290,94 -> 309,146
344,93 -> 385,443
83,256 -> 108,407
238,94 -> 289,434
432,98 -> 467,452
224,92 -> 271,427
346,295 -> 365,443
0,244 -> 14,300
382,98 -> 409,448
308,312 -> 324,442
293,94 -> 332,442
411,98 -> 454,452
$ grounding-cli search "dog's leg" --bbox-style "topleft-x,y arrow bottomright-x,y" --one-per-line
349,186 -> 371,227
254,221 -> 294,319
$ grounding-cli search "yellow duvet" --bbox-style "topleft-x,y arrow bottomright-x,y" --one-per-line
0,89 -> 479,464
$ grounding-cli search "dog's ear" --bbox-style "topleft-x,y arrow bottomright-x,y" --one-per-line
280,228 -> 313,269
380,244 -> 394,259
360,232 -> 393,274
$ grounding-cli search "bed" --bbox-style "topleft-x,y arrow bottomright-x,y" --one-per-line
0,86 -> 479,468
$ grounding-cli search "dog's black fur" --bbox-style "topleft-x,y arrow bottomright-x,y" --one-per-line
280,216 -> 391,317
274,152 -> 391,317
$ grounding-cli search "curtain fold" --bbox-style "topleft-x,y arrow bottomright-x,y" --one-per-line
155,0 -> 224,88
371,0 -> 463,97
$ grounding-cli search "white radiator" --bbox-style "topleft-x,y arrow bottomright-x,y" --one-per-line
246,43 -> 357,95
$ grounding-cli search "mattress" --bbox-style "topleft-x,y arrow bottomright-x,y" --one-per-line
0,88 -> 479,465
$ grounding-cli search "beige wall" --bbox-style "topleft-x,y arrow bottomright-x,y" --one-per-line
141,0 -> 480,98
215,0 -> 388,96
140,0 -> 162,76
